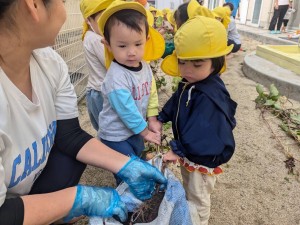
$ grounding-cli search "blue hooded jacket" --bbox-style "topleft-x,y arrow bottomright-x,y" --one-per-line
158,74 -> 237,168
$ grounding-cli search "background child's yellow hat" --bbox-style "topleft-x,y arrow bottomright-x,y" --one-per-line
166,11 -> 176,27
98,0 -> 165,68
161,16 -> 233,77
149,5 -> 157,12
187,0 -> 214,19
212,6 -> 231,29
80,0 -> 115,39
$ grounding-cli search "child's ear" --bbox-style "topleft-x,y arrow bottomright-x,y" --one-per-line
101,38 -> 112,52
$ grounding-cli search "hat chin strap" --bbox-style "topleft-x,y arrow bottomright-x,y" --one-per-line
87,21 -> 96,33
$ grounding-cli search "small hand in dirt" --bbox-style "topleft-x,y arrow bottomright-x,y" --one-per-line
141,128 -> 161,145
117,156 -> 167,201
163,150 -> 180,164
147,116 -> 162,135
63,185 -> 127,223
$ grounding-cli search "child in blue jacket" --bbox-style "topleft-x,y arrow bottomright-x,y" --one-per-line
159,16 -> 237,225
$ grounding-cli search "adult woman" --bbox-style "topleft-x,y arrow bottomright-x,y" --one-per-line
0,0 -> 166,224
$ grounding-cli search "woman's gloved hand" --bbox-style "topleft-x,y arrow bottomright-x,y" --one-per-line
64,185 -> 127,222
116,156 -> 167,201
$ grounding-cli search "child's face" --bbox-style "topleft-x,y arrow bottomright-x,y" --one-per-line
178,59 -> 214,83
106,21 -> 147,67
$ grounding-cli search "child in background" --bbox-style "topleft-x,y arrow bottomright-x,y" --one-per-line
174,0 -> 214,29
223,2 -> 241,53
281,5 -> 296,33
159,16 -> 237,225
80,0 -> 113,131
97,1 -> 165,179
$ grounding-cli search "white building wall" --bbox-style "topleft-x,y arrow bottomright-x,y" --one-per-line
156,0 -> 185,10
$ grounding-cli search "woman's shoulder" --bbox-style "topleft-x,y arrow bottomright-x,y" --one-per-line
32,47 -> 70,90
33,47 -> 63,61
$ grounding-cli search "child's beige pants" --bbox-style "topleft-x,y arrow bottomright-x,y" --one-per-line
181,165 -> 218,225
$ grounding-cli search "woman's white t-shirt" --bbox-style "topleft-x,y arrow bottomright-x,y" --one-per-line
0,47 -> 78,206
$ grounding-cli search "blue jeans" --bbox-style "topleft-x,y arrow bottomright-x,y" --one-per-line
228,39 -> 241,53
101,135 -> 145,184
86,89 -> 103,131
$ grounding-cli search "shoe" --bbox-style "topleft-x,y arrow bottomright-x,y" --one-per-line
275,30 -> 281,34
270,30 -> 277,34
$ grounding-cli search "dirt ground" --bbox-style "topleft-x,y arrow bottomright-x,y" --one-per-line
76,36 -> 300,225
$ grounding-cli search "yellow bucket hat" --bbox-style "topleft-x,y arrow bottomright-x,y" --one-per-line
80,0 -> 115,40
212,6 -> 231,29
146,9 -> 154,27
149,5 -> 157,12
161,16 -> 233,77
187,0 -> 214,19
166,11 -> 176,27
162,8 -> 171,15
155,9 -> 163,17
98,0 -> 165,68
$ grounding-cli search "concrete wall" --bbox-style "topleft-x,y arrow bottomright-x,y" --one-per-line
238,0 -> 299,30
155,0 -> 184,10
289,1 -> 300,29
200,0 -> 300,30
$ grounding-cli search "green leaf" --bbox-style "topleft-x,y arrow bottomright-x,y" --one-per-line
256,84 -> 264,95
291,114 -> 300,124
279,123 -> 289,132
155,16 -> 163,28
264,99 -> 275,106
274,102 -> 281,110
269,84 -> 279,98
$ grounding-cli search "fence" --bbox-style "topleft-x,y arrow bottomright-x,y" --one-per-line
53,0 -> 88,101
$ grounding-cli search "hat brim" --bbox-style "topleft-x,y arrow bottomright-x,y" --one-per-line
100,1 -> 165,68
161,51 -> 179,77
98,1 -> 147,35
161,44 -> 233,76
179,44 -> 233,60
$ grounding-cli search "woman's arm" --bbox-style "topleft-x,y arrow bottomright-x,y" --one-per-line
76,138 -> 129,173
21,187 -> 76,225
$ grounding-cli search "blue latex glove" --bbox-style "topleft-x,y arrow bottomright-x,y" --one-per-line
116,156 -> 167,201
64,185 -> 127,222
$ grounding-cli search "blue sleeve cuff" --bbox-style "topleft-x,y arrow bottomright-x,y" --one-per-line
170,140 -> 185,158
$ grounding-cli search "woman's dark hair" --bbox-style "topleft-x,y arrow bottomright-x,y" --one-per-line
104,9 -> 149,44
174,2 -> 188,28
211,56 -> 225,75
0,0 -> 51,22
0,0 -> 16,20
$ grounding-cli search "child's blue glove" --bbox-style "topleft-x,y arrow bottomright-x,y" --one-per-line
64,185 -> 127,222
116,156 -> 167,201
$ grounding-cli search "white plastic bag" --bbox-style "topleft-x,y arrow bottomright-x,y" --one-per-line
89,156 -> 193,225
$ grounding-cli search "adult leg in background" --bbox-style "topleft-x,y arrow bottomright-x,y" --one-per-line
276,5 -> 289,31
268,7 -> 280,31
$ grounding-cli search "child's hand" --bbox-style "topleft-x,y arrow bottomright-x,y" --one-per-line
163,150 -> 180,164
140,128 -> 161,145
147,116 -> 162,135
